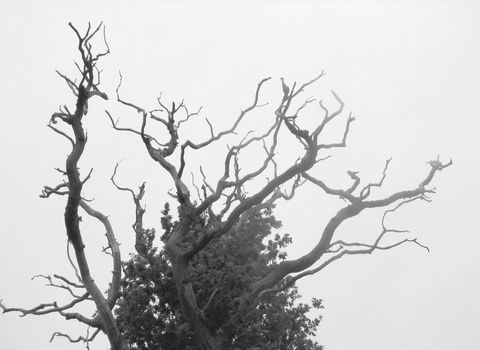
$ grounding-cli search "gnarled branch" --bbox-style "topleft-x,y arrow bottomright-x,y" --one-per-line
247,157 -> 451,301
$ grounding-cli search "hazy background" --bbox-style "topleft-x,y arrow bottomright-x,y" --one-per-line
1,1 -> 479,349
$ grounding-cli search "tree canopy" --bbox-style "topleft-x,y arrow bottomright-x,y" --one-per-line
117,203 -> 323,349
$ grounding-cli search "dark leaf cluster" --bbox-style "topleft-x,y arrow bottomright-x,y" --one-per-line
116,204 -> 323,349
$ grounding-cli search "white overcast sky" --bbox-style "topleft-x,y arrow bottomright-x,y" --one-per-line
1,1 -> 479,349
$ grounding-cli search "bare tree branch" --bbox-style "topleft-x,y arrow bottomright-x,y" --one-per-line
47,123 -> 75,146
246,157 -> 451,301
257,195 -> 431,299
111,163 -> 155,257
53,274 -> 85,289
359,158 -> 392,199
40,181 -> 69,198
178,77 -> 272,178
31,274 -> 86,299
0,294 -> 99,328
40,22 -> 124,349
50,328 -> 101,346
79,200 -> 121,309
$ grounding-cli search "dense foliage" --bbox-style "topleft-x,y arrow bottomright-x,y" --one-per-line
116,204 -> 323,349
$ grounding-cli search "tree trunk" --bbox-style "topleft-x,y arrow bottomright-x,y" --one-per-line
171,254 -> 220,350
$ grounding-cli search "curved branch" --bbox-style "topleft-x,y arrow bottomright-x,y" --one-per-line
79,200 -> 121,309
302,172 -> 357,202
246,157 -> 451,301
50,328 -> 101,345
0,294 -> 99,328
49,22 -> 123,349
111,163 -> 155,256
31,274 -> 86,299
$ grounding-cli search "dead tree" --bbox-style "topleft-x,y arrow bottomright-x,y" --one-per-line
1,23 -> 451,350
1,23 -> 127,350
110,68 -> 451,348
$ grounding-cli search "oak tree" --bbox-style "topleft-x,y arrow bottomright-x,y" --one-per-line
116,203 -> 323,349
0,23 -> 451,350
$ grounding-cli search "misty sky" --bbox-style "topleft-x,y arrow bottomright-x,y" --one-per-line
1,1 -> 479,349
